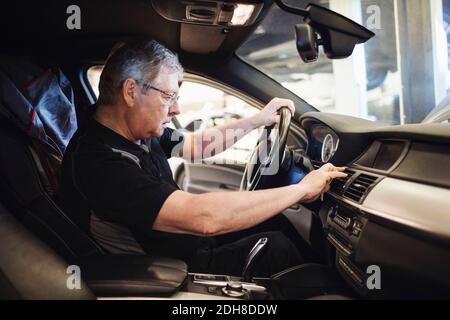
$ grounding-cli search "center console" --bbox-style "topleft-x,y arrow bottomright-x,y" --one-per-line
77,254 -> 349,299
324,201 -> 370,296
185,263 -> 348,300
185,273 -> 270,299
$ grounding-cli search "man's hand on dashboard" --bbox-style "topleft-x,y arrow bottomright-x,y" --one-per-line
251,98 -> 296,128
298,163 -> 347,203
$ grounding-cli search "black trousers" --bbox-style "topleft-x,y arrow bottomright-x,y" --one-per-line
188,215 -> 306,277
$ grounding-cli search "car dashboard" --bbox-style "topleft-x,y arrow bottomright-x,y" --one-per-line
299,112 -> 450,299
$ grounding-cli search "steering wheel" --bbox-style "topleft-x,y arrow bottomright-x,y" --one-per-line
240,107 -> 292,191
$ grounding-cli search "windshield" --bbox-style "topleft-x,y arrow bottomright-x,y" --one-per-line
237,0 -> 450,125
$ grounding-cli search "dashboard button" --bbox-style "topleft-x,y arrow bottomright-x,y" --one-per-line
351,220 -> 363,236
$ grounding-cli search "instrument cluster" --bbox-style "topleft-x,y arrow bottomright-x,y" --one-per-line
307,124 -> 340,163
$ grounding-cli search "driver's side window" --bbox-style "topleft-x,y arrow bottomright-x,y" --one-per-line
176,80 -> 260,165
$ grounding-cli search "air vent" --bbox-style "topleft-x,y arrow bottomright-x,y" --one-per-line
344,173 -> 378,203
330,169 -> 355,195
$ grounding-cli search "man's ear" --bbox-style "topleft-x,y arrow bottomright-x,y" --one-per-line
122,79 -> 137,107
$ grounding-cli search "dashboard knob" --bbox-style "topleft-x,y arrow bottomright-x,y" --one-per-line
222,281 -> 246,298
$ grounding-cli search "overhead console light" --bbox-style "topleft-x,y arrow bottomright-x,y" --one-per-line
230,4 -> 256,26
151,0 -> 263,27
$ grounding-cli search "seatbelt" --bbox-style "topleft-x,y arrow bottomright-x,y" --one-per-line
110,147 -> 142,169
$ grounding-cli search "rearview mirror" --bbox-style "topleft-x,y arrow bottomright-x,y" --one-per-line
295,24 -> 319,63
276,1 -> 375,63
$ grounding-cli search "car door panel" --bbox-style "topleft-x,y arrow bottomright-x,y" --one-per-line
184,163 -> 243,194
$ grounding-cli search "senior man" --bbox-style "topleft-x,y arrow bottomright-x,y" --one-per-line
61,39 -> 346,277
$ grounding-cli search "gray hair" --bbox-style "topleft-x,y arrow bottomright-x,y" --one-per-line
97,39 -> 183,106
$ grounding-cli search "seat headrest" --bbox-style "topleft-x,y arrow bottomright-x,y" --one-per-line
0,56 -> 77,155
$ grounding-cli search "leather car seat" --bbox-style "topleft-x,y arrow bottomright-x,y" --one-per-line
0,118 -> 104,261
0,201 -> 95,299
0,58 -> 104,262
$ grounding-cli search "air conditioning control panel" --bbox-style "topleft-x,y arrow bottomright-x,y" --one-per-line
323,201 -> 370,293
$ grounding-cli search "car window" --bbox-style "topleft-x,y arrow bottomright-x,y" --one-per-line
86,65 -> 103,98
178,81 -> 260,165
86,67 -> 260,165
237,0 -> 450,125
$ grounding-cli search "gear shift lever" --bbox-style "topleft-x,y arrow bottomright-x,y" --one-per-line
242,237 -> 269,282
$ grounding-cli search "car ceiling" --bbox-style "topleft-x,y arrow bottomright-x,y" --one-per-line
0,0 -> 316,116
0,0 -> 273,64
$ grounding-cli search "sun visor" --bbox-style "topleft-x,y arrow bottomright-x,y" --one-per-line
180,24 -> 228,54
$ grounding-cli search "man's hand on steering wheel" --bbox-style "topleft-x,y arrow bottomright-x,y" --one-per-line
241,99 -> 294,191
297,163 -> 347,203
251,98 -> 296,127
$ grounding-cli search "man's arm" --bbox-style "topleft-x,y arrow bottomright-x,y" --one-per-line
179,98 -> 295,161
153,164 -> 347,236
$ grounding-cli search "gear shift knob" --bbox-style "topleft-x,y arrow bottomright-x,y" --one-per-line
242,237 -> 269,282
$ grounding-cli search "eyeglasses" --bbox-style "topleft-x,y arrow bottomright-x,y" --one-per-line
137,80 -> 180,107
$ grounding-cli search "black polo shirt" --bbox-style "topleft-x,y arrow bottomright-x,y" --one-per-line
61,118 -> 206,261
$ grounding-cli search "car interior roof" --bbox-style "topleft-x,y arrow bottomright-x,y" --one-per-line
0,0 -> 318,115
0,0 -> 272,63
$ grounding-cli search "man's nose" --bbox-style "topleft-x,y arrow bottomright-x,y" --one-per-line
169,100 -> 181,116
